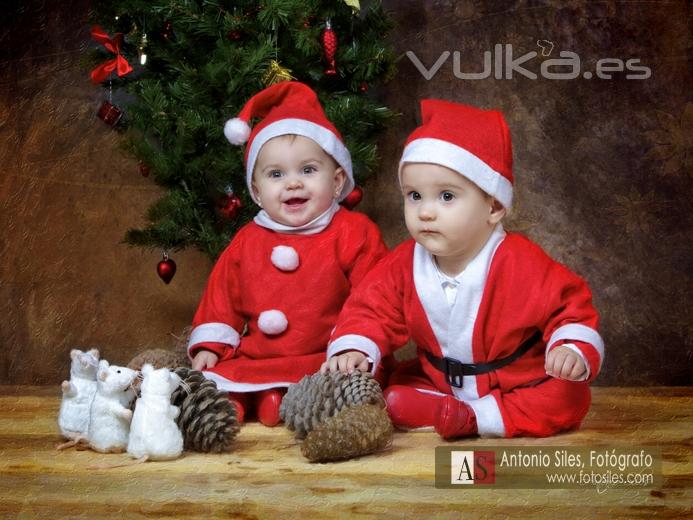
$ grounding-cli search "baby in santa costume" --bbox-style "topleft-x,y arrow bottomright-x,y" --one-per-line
322,99 -> 604,439
188,81 -> 387,426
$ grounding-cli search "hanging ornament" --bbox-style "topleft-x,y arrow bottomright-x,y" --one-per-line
263,60 -> 295,86
343,0 -> 361,13
157,252 -> 176,284
359,81 -> 368,92
89,26 -> 133,84
228,29 -> 242,41
340,186 -> 363,210
321,20 -> 338,76
138,32 -> 148,66
97,100 -> 123,127
138,161 -> 151,177
161,20 -> 175,41
217,187 -> 242,220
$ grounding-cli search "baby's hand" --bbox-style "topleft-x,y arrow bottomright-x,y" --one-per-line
192,350 -> 219,371
545,345 -> 587,381
320,351 -> 370,375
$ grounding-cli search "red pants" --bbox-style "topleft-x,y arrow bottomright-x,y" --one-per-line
388,359 -> 592,438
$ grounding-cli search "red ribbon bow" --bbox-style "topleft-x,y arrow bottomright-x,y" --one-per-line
90,25 -> 133,84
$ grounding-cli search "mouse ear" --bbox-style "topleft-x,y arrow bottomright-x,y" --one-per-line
70,349 -> 80,360
141,363 -> 154,376
87,348 -> 100,360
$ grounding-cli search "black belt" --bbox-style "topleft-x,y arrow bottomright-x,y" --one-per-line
425,330 -> 543,388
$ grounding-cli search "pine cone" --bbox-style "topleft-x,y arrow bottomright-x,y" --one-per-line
170,326 -> 193,368
280,371 -> 385,439
127,348 -> 183,371
171,367 -> 240,453
301,404 -> 393,462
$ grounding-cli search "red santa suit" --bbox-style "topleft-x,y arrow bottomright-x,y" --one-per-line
328,223 -> 604,438
188,206 -> 387,392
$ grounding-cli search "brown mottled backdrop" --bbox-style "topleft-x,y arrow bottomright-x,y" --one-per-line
1,1 -> 690,385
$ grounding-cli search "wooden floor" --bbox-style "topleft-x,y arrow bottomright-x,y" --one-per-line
0,386 -> 691,519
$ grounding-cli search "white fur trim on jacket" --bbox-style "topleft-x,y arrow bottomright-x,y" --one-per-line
202,371 -> 294,392
400,137 -> 514,209
327,334 -> 381,375
246,118 -> 354,204
547,323 -> 604,371
187,322 -> 241,354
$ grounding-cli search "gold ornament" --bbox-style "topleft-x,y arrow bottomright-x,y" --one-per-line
344,0 -> 360,13
263,60 -> 295,86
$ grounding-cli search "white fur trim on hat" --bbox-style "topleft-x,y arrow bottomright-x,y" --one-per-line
400,137 -> 514,209
271,245 -> 300,271
246,118 -> 354,205
257,310 -> 288,335
224,117 -> 251,145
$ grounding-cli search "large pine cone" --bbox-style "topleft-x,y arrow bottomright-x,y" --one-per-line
301,404 -> 394,463
280,371 -> 385,439
170,367 -> 240,453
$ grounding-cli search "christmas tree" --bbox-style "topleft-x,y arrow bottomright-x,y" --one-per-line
89,0 -> 397,264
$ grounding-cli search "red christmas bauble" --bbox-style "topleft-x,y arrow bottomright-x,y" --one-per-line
157,254 -> 176,284
138,161 -> 150,177
228,30 -> 242,41
97,100 -> 123,127
217,191 -> 242,220
359,81 -> 368,92
340,186 -> 363,210
321,21 -> 338,75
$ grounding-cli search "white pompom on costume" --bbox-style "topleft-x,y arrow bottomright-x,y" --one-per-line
258,310 -> 288,335
224,117 -> 251,145
271,245 -> 299,271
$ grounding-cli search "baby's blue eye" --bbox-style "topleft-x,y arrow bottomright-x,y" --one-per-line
302,165 -> 317,174
408,191 -> 421,201
269,170 -> 283,178
441,191 -> 455,202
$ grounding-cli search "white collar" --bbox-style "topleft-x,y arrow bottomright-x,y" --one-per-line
253,201 -> 341,235
430,224 -> 506,286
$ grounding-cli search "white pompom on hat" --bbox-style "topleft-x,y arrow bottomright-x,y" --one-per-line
399,99 -> 514,209
224,81 -> 354,205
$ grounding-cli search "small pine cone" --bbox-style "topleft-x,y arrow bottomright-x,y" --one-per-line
127,348 -> 183,371
280,371 -> 385,439
171,367 -> 240,453
170,326 -> 193,368
301,404 -> 393,463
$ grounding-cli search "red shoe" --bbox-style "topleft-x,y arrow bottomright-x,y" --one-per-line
383,385 -> 445,430
434,396 -> 478,440
228,392 -> 251,424
255,389 -> 284,427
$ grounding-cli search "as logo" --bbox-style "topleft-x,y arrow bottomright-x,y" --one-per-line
451,450 -> 496,484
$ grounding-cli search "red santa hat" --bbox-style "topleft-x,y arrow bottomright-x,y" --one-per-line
399,99 -> 514,209
224,81 -> 354,204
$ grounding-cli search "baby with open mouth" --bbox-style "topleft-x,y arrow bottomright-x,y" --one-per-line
187,81 -> 388,427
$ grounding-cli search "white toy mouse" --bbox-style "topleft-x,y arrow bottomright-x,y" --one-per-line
87,360 -> 138,453
57,348 -> 100,448
127,364 -> 184,461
